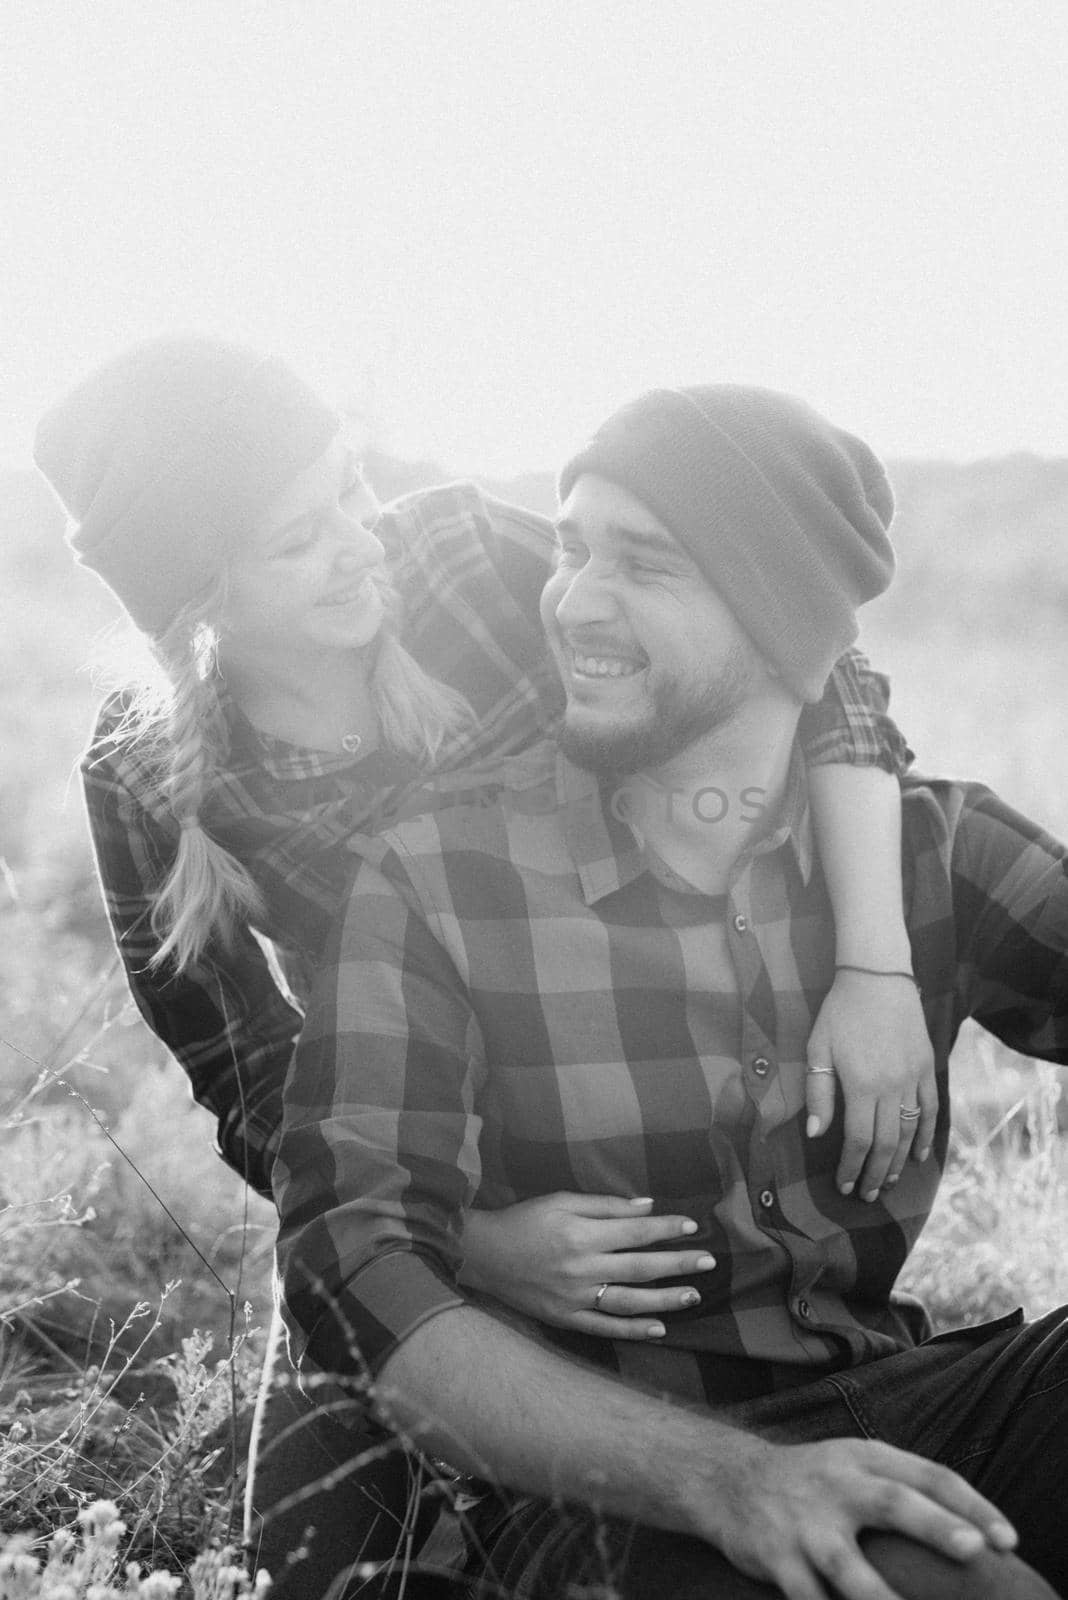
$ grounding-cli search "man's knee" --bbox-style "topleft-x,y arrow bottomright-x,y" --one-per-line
860,1532 -> 1059,1600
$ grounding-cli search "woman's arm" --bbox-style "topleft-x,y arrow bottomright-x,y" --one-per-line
801,652 -> 936,1201
82,738 -> 302,1198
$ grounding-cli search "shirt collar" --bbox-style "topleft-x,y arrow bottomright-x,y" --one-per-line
557,742 -> 814,905
748,745 -> 814,886
557,752 -> 647,904
220,687 -> 417,785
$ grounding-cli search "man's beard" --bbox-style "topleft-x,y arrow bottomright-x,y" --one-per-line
559,642 -> 755,777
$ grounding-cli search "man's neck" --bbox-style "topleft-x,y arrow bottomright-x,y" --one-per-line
621,695 -> 801,895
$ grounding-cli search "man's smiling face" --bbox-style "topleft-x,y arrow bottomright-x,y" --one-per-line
541,473 -> 767,776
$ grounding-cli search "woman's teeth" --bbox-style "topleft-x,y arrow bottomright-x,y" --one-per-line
322,576 -> 373,606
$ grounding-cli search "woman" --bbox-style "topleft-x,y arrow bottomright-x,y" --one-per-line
36,337 -> 932,1597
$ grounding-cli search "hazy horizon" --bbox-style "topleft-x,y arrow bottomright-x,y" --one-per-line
4,1 -> 1066,478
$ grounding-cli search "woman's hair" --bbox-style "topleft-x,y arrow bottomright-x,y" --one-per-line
111,576 -> 474,976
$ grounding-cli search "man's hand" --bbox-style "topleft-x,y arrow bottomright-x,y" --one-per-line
696,1436 -> 1016,1600
806,968 -> 938,1200
460,1192 -> 717,1339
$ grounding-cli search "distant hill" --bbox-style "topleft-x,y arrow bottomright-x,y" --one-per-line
9,449 -> 1067,622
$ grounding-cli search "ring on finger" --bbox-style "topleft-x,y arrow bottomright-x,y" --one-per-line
806,1065 -> 836,1076
593,1282 -> 610,1308
899,1104 -> 922,1122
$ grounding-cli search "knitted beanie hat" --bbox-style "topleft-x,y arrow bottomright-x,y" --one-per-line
557,385 -> 895,701
34,336 -> 340,635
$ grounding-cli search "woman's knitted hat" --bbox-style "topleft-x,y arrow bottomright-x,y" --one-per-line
34,336 -> 340,635
557,385 -> 896,701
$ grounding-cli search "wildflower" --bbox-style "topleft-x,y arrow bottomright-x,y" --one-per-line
187,1548 -> 271,1598
135,1573 -> 181,1598
78,1501 -> 122,1534
0,1535 -> 41,1600
47,1529 -> 77,1562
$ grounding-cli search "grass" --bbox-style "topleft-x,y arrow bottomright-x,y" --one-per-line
0,902 -> 277,1595
2,955 -> 1065,1595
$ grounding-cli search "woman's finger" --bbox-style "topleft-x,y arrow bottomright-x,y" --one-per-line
547,1192 -> 658,1219
590,1248 -> 716,1285
880,1080 -> 933,1189
805,1047 -> 838,1138
571,1311 -> 669,1341
879,1119 -> 917,1190
911,1077 -> 939,1166
581,1214 -> 701,1251
835,1098 -> 878,1195
585,1281 -> 705,1318
857,1100 -> 910,1201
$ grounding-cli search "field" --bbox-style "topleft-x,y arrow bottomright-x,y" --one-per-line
2,453 -> 1067,1592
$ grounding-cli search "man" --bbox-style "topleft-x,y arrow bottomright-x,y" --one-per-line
274,386 -> 1066,1599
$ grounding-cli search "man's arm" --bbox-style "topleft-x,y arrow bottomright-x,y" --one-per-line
380,1301 -> 1014,1598
275,828 -> 1016,1600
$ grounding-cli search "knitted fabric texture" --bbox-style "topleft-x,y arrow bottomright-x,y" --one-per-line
34,336 -> 340,635
557,385 -> 895,701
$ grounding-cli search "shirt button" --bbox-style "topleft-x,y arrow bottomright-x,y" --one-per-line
759,1188 -> 775,1209
798,1298 -> 811,1319
752,1055 -> 771,1077
733,913 -> 748,933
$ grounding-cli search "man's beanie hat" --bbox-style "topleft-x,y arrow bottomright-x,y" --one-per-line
34,336 -> 340,635
558,386 -> 896,701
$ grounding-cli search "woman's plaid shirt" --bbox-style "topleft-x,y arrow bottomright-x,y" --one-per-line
82,482 -> 908,1200
277,748 -> 1068,1400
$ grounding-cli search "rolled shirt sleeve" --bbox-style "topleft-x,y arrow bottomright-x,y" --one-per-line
274,837 -> 483,1377
799,645 -> 913,774
82,731 -> 303,1198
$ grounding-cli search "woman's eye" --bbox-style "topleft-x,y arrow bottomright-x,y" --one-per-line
277,529 -> 316,557
555,543 -> 587,567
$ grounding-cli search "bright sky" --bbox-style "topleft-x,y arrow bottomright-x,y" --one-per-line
4,0 -> 1066,477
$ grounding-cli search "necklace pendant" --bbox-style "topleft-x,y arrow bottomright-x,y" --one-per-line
341,732 -> 363,756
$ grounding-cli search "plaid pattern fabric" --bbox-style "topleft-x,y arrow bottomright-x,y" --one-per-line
81,482 -> 907,1200
277,749 -> 1068,1404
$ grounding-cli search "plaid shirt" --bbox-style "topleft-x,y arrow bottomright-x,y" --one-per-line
276,748 -> 1068,1406
82,482 -> 908,1200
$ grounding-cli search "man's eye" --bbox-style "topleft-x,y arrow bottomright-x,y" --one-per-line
621,554 -> 667,578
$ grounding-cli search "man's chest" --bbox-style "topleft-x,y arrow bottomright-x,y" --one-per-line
458,869 -> 831,1197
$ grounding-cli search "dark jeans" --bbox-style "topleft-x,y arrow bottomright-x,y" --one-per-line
244,1304 -> 463,1598
465,1306 -> 1068,1599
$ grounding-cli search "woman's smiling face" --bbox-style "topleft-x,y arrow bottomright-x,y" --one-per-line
223,439 -> 390,655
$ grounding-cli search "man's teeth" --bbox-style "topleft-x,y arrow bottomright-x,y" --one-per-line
572,653 -> 643,678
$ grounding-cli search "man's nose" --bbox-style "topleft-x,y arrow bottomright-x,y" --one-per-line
552,560 -> 618,627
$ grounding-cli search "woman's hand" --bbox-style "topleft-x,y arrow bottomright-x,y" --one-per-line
458,1192 -> 717,1341
806,968 -> 938,1201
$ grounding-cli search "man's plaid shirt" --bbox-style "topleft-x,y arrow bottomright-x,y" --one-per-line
276,745 -> 1068,1402
82,483 -> 907,1201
